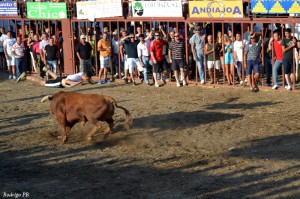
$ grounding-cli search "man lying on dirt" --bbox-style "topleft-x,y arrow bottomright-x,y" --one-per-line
17,67 -> 88,88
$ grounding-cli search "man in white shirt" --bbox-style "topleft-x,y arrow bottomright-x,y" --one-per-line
233,33 -> 244,85
137,34 -> 151,85
11,36 -> 25,78
3,31 -> 16,79
17,67 -> 88,88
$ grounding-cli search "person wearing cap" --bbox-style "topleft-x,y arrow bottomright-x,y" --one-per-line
137,33 -> 152,85
76,35 -> 93,82
190,25 -> 205,84
97,32 -> 111,84
120,33 -> 143,86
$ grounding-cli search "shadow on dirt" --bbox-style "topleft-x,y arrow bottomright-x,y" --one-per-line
0,135 -> 299,199
204,98 -> 282,110
132,110 -> 243,132
229,133 -> 300,161
0,113 -> 48,134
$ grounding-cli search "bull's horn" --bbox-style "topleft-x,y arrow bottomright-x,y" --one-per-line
41,95 -> 52,103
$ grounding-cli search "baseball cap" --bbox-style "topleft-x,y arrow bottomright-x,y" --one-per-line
104,27 -> 108,31
195,26 -> 201,30
80,35 -> 86,39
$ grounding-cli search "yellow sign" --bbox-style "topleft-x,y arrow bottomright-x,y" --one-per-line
189,0 -> 243,18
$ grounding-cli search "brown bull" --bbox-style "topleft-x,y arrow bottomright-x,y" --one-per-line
41,91 -> 132,143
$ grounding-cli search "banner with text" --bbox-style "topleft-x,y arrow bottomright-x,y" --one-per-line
26,2 -> 67,19
0,1 -> 17,16
189,0 -> 243,18
76,0 -> 122,20
132,0 -> 182,17
251,0 -> 300,14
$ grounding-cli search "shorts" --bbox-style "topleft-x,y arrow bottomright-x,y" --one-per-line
124,54 -> 129,70
45,77 -> 64,88
246,60 -> 260,75
6,54 -> 15,66
100,56 -> 110,68
207,60 -> 221,70
172,59 -> 184,70
282,59 -> 293,74
153,60 -> 167,73
127,58 -> 143,73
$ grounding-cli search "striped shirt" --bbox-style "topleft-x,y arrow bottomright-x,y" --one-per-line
169,40 -> 185,60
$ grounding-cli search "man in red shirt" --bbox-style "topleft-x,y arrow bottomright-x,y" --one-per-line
150,31 -> 167,87
268,31 -> 282,90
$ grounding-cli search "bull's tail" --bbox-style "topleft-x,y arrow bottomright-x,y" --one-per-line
41,95 -> 53,103
104,95 -> 132,129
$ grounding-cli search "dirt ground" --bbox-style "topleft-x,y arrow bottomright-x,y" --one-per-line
0,72 -> 299,199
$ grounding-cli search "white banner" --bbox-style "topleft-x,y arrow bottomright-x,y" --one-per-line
76,0 -> 122,20
132,0 -> 182,17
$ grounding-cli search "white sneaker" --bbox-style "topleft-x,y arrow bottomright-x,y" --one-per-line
286,85 -> 292,90
8,75 -> 12,79
284,85 -> 288,89
200,80 -> 205,84
272,85 -> 279,90
176,82 -> 181,87
155,82 -> 159,88
113,73 -> 119,78
13,75 -> 16,79
183,80 -> 187,86
240,80 -> 243,85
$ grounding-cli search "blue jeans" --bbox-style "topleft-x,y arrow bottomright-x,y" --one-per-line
46,60 -> 58,74
15,57 -> 24,77
272,60 -> 282,86
141,56 -> 150,84
196,53 -> 204,81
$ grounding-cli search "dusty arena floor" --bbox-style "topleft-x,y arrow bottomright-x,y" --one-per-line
0,72 -> 299,199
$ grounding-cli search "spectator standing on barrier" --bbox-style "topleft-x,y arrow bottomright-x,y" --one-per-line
224,34 -> 234,85
44,38 -> 59,80
138,33 -> 152,86
11,37 -> 25,78
0,27 -> 8,71
282,28 -> 297,90
205,35 -> 221,84
3,31 -> 16,79
150,31 -> 168,88
244,33 -> 262,92
121,33 -> 143,86
97,32 -> 111,84
268,31 -> 283,90
76,35 -> 93,82
190,26 -> 205,84
169,32 -> 187,87
233,32 -> 244,85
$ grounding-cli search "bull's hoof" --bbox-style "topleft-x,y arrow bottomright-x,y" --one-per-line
87,136 -> 92,140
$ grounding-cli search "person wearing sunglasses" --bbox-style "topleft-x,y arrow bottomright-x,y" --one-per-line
168,33 -> 186,87
244,32 -> 262,92
150,31 -> 168,87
